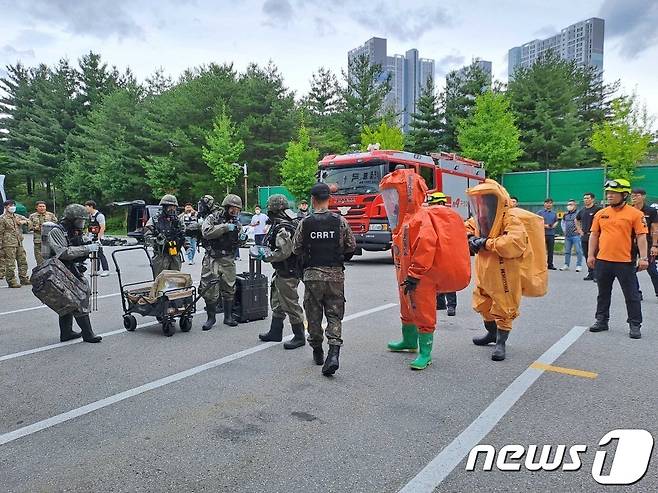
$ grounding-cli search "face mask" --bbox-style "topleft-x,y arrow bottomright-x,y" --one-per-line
8,206 -> 16,213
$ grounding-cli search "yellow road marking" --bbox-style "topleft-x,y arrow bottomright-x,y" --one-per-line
530,362 -> 598,379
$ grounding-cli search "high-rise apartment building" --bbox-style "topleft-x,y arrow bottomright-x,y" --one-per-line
348,37 -> 434,132
448,59 -> 492,87
508,17 -> 604,77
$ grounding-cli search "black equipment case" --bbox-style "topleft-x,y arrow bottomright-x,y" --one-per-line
233,258 -> 268,323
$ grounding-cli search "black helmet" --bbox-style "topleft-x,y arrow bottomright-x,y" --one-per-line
267,194 -> 289,213
63,204 -> 87,221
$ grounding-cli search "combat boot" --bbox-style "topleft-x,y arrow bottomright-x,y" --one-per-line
312,347 -> 324,365
75,315 -> 102,343
447,306 -> 456,317
473,320 -> 497,346
7,281 -> 21,288
387,323 -> 418,352
589,320 -> 609,332
629,323 -> 642,339
202,304 -> 217,331
284,322 -> 306,349
59,314 -> 82,342
491,329 -> 509,361
409,332 -> 433,370
259,317 -> 284,342
223,299 -> 238,327
322,345 -> 340,376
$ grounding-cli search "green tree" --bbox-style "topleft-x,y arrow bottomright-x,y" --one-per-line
457,92 -> 522,180
303,67 -> 347,156
202,109 -> 245,191
360,120 -> 405,151
339,54 -> 391,145
141,155 -> 181,197
281,125 -> 319,200
407,77 -> 442,154
591,96 -> 653,181
440,61 -> 491,151
507,52 -> 593,168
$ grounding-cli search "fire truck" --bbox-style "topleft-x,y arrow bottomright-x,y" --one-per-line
318,150 -> 485,254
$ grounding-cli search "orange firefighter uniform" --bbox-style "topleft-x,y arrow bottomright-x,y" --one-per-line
380,169 -> 470,369
466,179 -> 528,361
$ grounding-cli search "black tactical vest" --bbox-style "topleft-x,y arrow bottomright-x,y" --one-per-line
302,212 -> 343,268
267,221 -> 302,278
207,212 -> 240,257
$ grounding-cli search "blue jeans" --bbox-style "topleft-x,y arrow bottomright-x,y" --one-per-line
564,235 -> 583,267
185,236 -> 197,262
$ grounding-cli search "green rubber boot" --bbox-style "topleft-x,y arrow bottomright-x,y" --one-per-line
409,332 -> 433,370
387,324 -> 418,352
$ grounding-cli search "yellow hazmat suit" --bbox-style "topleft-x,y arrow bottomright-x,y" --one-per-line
466,179 -> 528,361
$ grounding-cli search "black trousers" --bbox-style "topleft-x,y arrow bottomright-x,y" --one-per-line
95,246 -> 109,271
545,236 -> 555,268
635,257 -> 658,297
581,234 -> 595,277
436,292 -> 457,309
595,260 -> 642,325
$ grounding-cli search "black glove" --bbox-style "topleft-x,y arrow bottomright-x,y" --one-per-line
468,236 -> 488,254
400,276 -> 420,295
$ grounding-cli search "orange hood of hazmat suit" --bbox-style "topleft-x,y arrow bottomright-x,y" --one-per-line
380,169 -> 470,334
466,179 -> 527,330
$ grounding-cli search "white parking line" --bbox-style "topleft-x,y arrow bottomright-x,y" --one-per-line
0,303 -> 397,446
398,325 -> 588,493
0,293 -> 120,317
0,322 -> 159,363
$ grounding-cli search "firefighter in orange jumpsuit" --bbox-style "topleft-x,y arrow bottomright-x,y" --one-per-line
380,169 -> 470,370
466,179 -> 527,361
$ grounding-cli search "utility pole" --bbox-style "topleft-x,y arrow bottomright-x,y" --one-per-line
233,162 -> 248,209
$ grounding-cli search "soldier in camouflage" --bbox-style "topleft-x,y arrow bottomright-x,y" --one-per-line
144,194 -> 186,277
199,194 -> 246,330
44,204 -> 102,343
255,194 -> 305,349
0,199 -> 30,288
292,183 -> 356,376
29,201 -> 57,266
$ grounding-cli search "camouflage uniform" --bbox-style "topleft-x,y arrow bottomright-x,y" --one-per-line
292,207 -> 356,348
29,211 -> 57,265
199,194 -> 245,329
257,195 -> 305,347
0,212 -> 30,287
144,214 -> 186,276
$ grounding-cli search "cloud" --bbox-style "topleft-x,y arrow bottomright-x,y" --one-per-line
1,45 -> 36,59
5,0 -> 144,39
435,53 -> 465,77
351,2 -> 451,42
600,0 -> 658,58
314,17 -> 336,37
533,25 -> 556,38
263,0 -> 294,25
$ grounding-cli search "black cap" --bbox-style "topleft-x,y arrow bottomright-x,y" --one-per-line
632,187 -> 646,195
3,199 -> 15,207
299,199 -> 308,205
310,182 -> 330,200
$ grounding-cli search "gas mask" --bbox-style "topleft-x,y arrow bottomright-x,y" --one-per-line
164,205 -> 177,218
73,218 -> 86,230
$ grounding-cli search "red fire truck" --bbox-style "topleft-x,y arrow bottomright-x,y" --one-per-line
318,150 -> 486,254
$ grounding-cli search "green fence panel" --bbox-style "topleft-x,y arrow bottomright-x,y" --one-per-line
257,186 -> 296,209
501,171 -> 546,203
547,168 -> 605,203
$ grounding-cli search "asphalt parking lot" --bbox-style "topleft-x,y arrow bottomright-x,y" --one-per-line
1,238 -> 657,492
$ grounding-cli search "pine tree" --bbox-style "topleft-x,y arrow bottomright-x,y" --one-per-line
339,54 -> 391,146
440,62 -> 491,151
406,77 -> 442,154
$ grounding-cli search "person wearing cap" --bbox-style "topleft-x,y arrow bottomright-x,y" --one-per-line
576,192 -> 602,281
0,199 -> 31,288
297,199 -> 310,219
588,179 -> 648,339
631,187 -> 658,299
28,201 -> 57,265
427,192 -> 458,316
292,182 -> 356,376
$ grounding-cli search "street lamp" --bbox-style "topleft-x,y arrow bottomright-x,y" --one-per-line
232,162 -> 248,209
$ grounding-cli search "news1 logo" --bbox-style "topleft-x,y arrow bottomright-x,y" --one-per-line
466,429 -> 654,485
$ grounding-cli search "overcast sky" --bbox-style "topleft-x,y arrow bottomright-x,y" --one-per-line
1,0 -> 657,117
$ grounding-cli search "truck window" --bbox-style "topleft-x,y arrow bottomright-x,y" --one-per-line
419,165 -> 435,189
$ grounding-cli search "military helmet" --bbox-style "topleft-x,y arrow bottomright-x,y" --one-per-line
63,204 -> 87,221
427,191 -> 447,205
221,194 -> 243,209
604,178 -> 631,194
267,194 -> 289,213
159,194 -> 179,206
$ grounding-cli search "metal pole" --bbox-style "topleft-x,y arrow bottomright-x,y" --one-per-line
243,163 -> 248,210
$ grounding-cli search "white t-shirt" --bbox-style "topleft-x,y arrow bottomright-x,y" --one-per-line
251,213 -> 269,235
